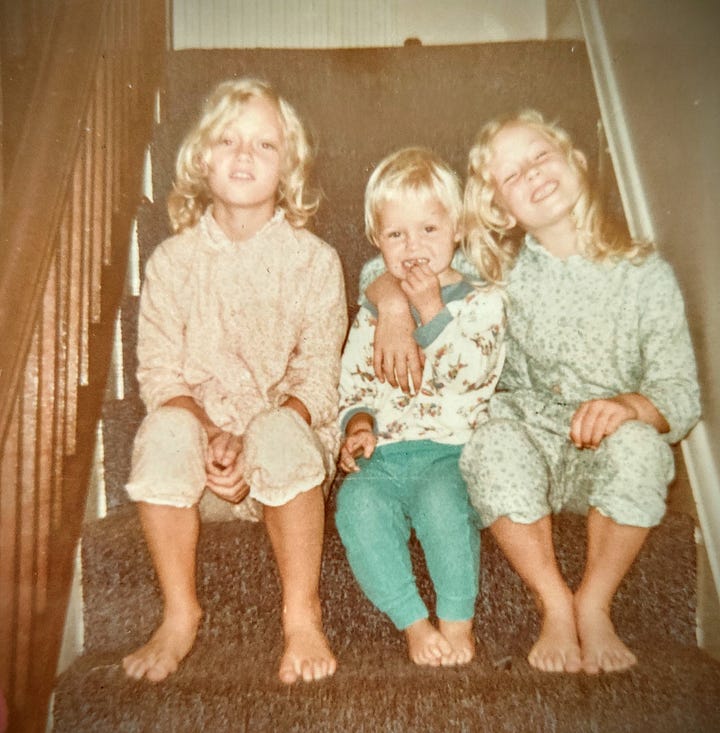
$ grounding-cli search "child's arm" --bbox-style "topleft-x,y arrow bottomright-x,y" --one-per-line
137,247 -> 251,501
338,262 -> 446,473
338,307 -> 381,471
361,251 -> 480,393
136,245 -> 197,412
398,262 -> 445,326
281,247 -> 348,427
416,285 -> 506,408
162,394 -> 222,439
281,395 -> 311,425
570,258 -> 700,449
366,272 -> 425,393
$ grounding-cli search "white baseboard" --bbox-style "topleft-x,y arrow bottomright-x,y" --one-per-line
683,423 -> 720,594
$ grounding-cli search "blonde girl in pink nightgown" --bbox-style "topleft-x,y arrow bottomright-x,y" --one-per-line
121,78 -> 347,685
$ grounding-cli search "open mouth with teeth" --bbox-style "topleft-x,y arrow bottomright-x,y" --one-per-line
531,180 -> 558,203
402,257 -> 429,269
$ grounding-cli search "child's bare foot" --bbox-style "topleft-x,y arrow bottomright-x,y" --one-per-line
404,618 -> 452,666
575,599 -> 636,674
122,608 -> 201,682
528,591 -> 582,673
438,618 -> 475,666
278,605 -> 337,684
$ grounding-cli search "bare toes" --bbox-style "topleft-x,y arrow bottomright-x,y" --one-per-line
279,626 -> 336,684
122,616 -> 198,682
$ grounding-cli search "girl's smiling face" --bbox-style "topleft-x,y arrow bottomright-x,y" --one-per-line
488,122 -> 585,238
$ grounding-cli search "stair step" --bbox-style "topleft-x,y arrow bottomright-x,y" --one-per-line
53,636 -> 720,732
80,505 -> 696,657
56,506 -> 720,731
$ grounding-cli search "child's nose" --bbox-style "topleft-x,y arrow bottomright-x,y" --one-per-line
235,140 -> 253,158
526,163 -> 541,180
406,231 -> 420,249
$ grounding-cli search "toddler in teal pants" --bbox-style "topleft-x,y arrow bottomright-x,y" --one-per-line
335,147 -> 505,667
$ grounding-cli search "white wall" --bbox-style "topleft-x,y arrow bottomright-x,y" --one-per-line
578,0 -> 720,587
396,0 -> 546,45
171,0 -> 581,49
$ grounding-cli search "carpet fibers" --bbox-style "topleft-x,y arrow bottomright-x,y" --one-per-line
52,506 -> 720,732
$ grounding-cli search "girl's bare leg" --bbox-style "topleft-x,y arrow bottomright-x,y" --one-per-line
574,509 -> 648,673
264,486 -> 337,684
491,515 -> 582,673
122,503 -> 202,682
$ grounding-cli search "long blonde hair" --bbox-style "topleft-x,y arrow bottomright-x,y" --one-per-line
167,78 -> 319,232
463,109 -> 653,284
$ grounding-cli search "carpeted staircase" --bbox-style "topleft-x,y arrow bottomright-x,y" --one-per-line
52,43 -> 720,732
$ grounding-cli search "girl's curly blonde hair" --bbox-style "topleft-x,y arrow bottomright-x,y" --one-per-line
167,78 -> 319,233
463,109 -> 653,284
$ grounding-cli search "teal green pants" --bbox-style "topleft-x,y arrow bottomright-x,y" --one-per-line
335,440 -> 480,630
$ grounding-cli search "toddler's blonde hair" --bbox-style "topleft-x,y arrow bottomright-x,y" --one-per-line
364,147 -> 463,246
463,109 -> 653,284
168,78 -> 319,232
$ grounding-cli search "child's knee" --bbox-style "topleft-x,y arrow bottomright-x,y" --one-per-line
126,406 -> 207,506
413,476 -> 475,533
460,419 -> 549,524
603,421 -> 674,486
336,476 -> 385,527
590,421 -> 674,526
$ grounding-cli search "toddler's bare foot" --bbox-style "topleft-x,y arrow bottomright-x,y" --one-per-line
122,608 -> 201,682
278,605 -> 337,684
575,599 -> 636,674
438,618 -> 475,666
404,618 -> 452,666
528,591 -> 582,673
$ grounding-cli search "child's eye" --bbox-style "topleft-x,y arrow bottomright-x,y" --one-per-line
535,150 -> 549,160
503,172 -> 518,184
424,225 -> 437,234
260,141 -> 277,151
386,231 -> 402,239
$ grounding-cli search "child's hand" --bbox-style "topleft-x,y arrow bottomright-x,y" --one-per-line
368,272 -> 425,393
400,262 -> 443,325
373,302 -> 425,394
339,430 -> 377,473
569,396 -> 639,449
570,393 -> 669,449
205,431 -> 249,502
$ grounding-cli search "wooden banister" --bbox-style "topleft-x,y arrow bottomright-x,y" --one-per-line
0,1 -> 166,730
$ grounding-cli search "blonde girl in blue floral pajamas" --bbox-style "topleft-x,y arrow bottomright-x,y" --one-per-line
362,111 -> 700,676
336,148 -> 505,668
